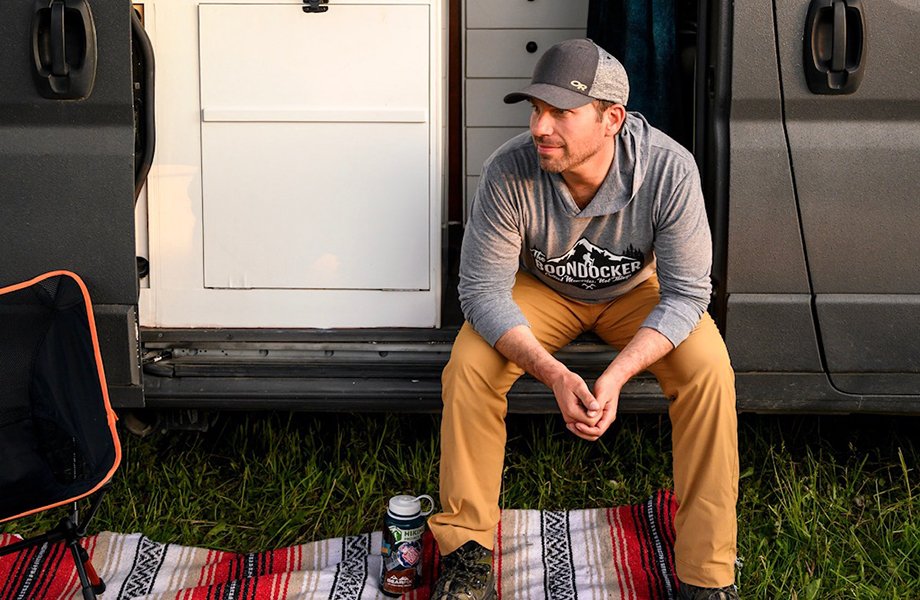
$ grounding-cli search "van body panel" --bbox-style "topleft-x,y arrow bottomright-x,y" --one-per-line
0,0 -> 141,404
725,294 -> 822,372
727,0 -> 811,295
774,0 -> 920,392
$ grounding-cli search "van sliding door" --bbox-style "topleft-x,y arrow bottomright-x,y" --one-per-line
0,1 -> 142,407
774,0 -> 920,395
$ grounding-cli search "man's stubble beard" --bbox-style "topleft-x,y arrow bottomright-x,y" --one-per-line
535,135 -> 607,174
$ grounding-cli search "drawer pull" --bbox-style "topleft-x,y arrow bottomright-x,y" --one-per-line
526,41 -> 538,53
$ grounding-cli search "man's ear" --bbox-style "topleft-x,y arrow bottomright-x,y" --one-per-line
607,104 -> 627,136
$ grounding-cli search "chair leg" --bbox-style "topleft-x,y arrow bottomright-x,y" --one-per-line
78,543 -> 106,594
68,538 -> 105,600
69,484 -> 111,598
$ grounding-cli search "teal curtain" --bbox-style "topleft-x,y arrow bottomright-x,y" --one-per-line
587,0 -> 694,147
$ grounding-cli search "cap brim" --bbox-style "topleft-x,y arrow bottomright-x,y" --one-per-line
503,83 -> 594,110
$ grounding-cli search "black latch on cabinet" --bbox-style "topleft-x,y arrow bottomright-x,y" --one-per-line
303,0 -> 329,13
803,0 -> 867,94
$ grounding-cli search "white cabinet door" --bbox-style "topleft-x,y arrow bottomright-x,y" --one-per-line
141,0 -> 444,328
199,4 -> 430,291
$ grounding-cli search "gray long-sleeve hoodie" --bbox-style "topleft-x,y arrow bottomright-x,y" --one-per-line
459,112 -> 712,348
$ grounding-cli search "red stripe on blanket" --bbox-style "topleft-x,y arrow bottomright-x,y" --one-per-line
606,508 -> 627,600
622,503 -> 656,600
0,535 -> 28,599
618,507 -> 638,600
33,540 -> 67,600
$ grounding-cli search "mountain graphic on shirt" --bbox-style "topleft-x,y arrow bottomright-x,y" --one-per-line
531,238 -> 644,290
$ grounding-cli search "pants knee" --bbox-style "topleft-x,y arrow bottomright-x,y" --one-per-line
442,332 -> 515,414
656,338 -> 735,404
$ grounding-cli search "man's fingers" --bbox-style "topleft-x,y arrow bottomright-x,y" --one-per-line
566,401 -> 601,427
566,422 -> 599,441
573,381 -> 600,412
573,421 -> 602,439
555,372 -> 601,431
573,402 -> 618,440
596,401 -> 618,432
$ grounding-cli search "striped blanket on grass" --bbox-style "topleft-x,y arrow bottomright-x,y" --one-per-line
0,491 -> 677,600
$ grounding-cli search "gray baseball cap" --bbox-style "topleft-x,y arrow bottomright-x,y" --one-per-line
504,39 -> 629,110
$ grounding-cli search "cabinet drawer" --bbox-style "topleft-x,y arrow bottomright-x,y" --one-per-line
466,29 -> 585,78
465,0 -> 590,29
200,4 -> 428,117
466,78 -> 531,127
466,127 -> 528,176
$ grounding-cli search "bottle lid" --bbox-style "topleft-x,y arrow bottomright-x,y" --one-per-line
387,494 -> 434,518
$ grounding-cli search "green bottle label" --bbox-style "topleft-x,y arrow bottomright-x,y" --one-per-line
389,524 -> 425,544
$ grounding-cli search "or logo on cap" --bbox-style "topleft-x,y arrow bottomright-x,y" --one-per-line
570,80 -> 588,91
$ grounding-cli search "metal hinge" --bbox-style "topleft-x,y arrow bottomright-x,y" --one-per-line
302,0 -> 329,13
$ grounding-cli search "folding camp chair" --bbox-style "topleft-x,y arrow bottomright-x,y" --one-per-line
0,271 -> 121,600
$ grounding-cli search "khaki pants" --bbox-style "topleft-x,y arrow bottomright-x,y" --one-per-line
429,271 -> 738,588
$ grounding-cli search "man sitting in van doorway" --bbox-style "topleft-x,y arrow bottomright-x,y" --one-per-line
428,39 -> 739,600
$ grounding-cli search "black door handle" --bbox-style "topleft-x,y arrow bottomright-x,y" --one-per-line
31,0 -> 98,100
831,0 -> 846,72
803,0 -> 867,94
50,1 -> 68,76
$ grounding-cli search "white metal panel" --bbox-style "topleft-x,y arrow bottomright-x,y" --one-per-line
466,29 -> 585,78
466,127 -> 527,176
201,122 -> 429,290
153,285 -> 439,328
465,78 -> 531,127
465,0 -> 589,29
198,3 -> 429,291
199,4 -> 429,114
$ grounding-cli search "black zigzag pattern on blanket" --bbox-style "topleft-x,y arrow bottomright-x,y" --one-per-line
118,536 -> 169,599
540,510 -> 578,600
328,533 -> 371,600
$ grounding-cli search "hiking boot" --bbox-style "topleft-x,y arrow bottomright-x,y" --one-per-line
432,541 -> 496,600
677,581 -> 740,600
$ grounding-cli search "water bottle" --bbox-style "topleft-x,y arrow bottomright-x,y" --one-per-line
379,494 -> 434,597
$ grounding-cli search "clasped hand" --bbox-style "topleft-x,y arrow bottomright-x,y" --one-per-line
551,369 -> 622,441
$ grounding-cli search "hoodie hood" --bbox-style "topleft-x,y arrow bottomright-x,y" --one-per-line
552,111 -> 653,218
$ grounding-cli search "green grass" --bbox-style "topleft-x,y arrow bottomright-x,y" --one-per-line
736,416 -> 920,599
3,412 -> 919,599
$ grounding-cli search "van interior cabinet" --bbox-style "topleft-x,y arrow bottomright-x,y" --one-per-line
141,0 -> 445,328
462,0 -> 588,220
